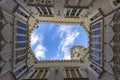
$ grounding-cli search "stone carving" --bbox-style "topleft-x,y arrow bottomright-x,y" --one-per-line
0,8 -> 8,74
109,9 -> 120,79
0,55 -> 7,73
113,66 -> 120,79
0,10 -> 9,52
0,9 -> 6,52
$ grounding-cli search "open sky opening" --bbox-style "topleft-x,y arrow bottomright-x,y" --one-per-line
30,22 -> 89,60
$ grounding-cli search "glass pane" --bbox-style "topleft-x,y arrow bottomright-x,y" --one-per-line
92,23 -> 100,30
91,55 -> 100,62
18,21 -> 26,29
17,36 -> 26,41
92,44 -> 101,49
16,43 -> 26,48
92,37 -> 101,42
92,29 -> 101,35
92,50 -> 100,56
17,28 -> 26,34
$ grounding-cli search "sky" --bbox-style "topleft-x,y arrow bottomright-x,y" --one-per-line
30,22 -> 88,60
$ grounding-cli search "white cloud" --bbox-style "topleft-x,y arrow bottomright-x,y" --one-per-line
60,31 -> 79,59
34,45 -> 46,59
57,25 -> 72,38
30,32 -> 43,46
31,30 -> 46,60
64,54 -> 71,60
60,32 -> 80,48
55,25 -> 80,60
30,32 -> 39,46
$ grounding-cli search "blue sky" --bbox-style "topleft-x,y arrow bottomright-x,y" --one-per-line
30,23 -> 88,60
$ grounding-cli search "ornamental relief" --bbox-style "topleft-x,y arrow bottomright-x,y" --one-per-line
0,8 -> 9,51
0,8 -> 8,74
0,9 -> 6,52
109,9 -> 120,79
0,55 -> 7,74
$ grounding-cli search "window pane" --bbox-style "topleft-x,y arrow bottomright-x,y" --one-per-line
92,44 -> 101,49
17,28 -> 26,34
92,37 -> 101,42
71,8 -> 77,15
90,64 -> 102,74
92,23 -> 100,30
91,55 -> 100,62
17,9 -> 28,18
16,49 -> 26,56
16,55 -> 26,64
92,29 -> 101,35
18,21 -> 26,29
17,36 -> 26,41
16,43 -> 26,48
92,50 -> 100,56
14,65 -> 26,76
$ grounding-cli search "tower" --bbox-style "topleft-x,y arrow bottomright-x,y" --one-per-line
71,46 -> 89,61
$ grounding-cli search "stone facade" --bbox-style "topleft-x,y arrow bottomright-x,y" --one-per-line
0,0 -> 120,80
71,46 -> 89,61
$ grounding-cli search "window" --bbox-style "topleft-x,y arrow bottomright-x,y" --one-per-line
90,64 -> 102,74
66,69 -> 70,78
16,49 -> 26,56
92,50 -> 100,56
42,69 -> 48,79
76,69 -> 81,77
17,36 -> 26,41
16,55 -> 26,64
92,44 -> 101,49
16,21 -> 27,49
29,70 -> 37,79
92,23 -> 101,30
47,7 -> 52,15
91,55 -> 100,63
76,9 -> 81,16
17,28 -> 26,34
17,9 -> 28,18
71,8 -> 77,16
14,65 -> 26,76
35,69 -> 43,79
92,29 -> 101,35
16,43 -> 26,48
92,37 -> 101,42
90,21 -> 103,66
66,8 -> 71,16
18,21 -> 26,29
66,8 -> 81,17
90,13 -> 101,21
70,69 -> 77,78
41,7 -> 47,14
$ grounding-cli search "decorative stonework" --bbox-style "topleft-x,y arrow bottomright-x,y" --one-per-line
113,66 -> 120,79
25,0 -> 53,6
0,9 -> 7,52
0,55 -> 7,74
0,9 -> 10,74
109,9 -> 120,79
